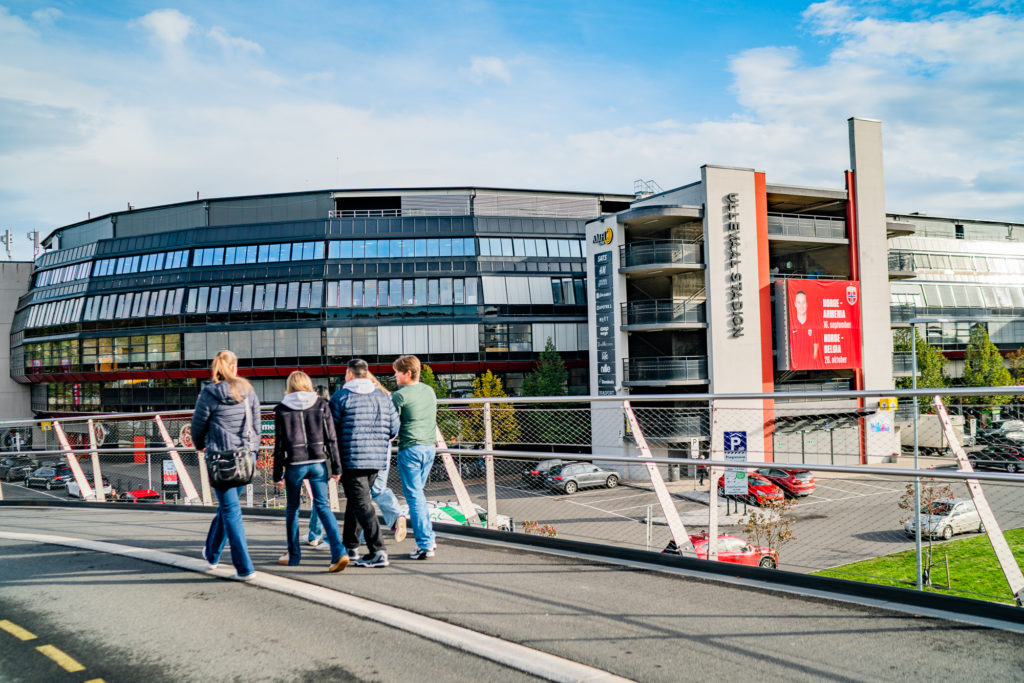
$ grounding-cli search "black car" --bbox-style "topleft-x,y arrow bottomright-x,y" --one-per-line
26,466 -> 73,490
970,442 -> 1024,473
521,459 -> 565,488
1,457 -> 39,482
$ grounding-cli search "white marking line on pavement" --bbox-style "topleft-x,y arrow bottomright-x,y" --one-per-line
6,484 -> 69,501
796,489 -> 900,510
0,531 -> 630,683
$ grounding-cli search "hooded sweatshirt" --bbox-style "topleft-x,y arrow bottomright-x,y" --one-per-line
329,378 -> 400,471
272,391 -> 341,481
190,381 -> 260,454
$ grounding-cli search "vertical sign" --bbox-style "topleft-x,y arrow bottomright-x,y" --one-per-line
594,250 -> 616,395
723,431 -> 748,496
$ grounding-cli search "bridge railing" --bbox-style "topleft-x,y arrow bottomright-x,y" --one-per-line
3,386 -> 1024,605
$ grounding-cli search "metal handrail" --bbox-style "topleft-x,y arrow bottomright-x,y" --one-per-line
766,212 -> 846,239
621,300 -> 706,325
619,240 -> 702,268
622,356 -> 708,381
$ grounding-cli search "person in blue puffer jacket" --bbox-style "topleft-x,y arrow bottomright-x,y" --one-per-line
330,358 -> 400,568
191,349 -> 261,580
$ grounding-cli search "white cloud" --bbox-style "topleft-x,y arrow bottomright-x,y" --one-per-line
31,8 -> 62,25
208,26 -> 263,56
466,56 -> 511,83
134,9 -> 195,48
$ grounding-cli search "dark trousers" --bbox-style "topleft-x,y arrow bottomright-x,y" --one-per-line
341,469 -> 384,554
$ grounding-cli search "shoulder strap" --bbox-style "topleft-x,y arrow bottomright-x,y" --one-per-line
242,395 -> 256,450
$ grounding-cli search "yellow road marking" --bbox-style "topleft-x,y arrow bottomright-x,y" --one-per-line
85,679 -> 106,683
36,645 -> 85,673
0,619 -> 36,641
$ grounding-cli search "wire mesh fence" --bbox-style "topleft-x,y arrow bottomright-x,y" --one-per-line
3,389 -> 1024,605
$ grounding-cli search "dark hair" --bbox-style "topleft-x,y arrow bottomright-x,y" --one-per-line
347,358 -> 369,377
392,354 -> 421,380
795,290 -> 807,298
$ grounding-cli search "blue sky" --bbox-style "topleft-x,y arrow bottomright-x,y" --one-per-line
2,1 -> 1024,260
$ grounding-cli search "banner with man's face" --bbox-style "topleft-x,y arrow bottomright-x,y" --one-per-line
783,279 -> 862,370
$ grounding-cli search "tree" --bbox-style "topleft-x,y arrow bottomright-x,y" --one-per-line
963,324 -> 1012,405
893,328 -> 949,391
521,338 -> 567,397
897,478 -> 954,586
742,497 -> 796,562
420,364 -> 449,399
462,371 -> 520,445
1006,348 -> 1024,383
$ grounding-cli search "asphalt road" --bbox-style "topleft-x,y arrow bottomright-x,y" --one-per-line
2,506 -> 1024,681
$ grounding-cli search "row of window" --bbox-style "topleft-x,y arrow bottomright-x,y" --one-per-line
24,275 -> 588,329
895,250 -> 1024,274
22,321 -> 589,372
38,237 -> 587,286
92,250 -> 190,277
36,262 -> 91,287
891,282 -> 1024,309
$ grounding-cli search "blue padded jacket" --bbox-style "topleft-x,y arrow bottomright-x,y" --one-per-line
329,378 -> 400,470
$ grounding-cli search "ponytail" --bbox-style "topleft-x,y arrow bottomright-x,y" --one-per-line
211,349 -> 253,403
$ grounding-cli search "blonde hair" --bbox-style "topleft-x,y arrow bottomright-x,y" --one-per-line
286,371 -> 314,394
366,371 -> 391,396
211,350 -> 253,403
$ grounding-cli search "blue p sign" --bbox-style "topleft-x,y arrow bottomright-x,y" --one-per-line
724,431 -> 747,453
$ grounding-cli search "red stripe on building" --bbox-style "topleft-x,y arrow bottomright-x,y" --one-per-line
755,172 -> 774,463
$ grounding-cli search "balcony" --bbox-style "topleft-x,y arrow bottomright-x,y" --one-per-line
622,356 -> 708,386
888,251 -> 917,279
618,240 -> 703,278
767,213 -> 847,242
620,300 -> 706,331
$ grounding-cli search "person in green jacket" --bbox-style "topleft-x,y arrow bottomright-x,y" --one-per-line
391,354 -> 438,559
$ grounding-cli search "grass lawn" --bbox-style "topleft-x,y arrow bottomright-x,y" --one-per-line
813,528 -> 1024,605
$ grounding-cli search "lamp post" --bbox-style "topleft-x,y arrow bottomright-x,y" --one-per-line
908,316 -> 950,590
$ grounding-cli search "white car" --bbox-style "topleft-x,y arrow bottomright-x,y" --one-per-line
66,478 -> 113,499
904,498 -> 983,540
400,500 -> 513,532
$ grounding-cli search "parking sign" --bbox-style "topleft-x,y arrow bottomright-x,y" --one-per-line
723,431 -> 748,496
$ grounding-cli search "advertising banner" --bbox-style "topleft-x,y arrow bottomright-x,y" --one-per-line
776,279 -> 862,371
162,459 -> 179,489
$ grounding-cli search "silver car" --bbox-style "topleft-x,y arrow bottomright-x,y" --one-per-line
904,498 -> 983,541
545,462 -> 621,494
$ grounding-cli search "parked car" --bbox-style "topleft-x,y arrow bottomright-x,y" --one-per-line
663,533 -> 778,569
904,498 -> 983,540
521,459 -> 565,488
754,467 -> 815,497
969,442 -> 1024,473
979,419 -> 1024,439
0,456 -> 37,482
117,489 -> 163,504
67,478 -> 113,499
716,473 -> 784,506
399,500 -> 513,532
26,466 -> 73,490
545,462 -> 621,494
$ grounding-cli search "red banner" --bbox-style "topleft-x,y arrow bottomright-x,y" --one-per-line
785,280 -> 862,370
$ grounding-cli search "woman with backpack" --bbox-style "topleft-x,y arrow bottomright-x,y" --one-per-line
191,350 -> 261,581
273,371 -> 348,572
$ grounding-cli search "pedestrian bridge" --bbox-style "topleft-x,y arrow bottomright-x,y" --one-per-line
0,503 -> 1022,681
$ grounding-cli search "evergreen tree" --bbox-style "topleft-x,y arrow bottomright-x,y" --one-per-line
463,371 -> 520,445
963,324 -> 1012,405
893,328 -> 949,391
521,338 -> 568,397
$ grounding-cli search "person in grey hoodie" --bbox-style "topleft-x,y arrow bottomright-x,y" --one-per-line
330,358 -> 401,568
273,371 -> 348,573
191,350 -> 260,580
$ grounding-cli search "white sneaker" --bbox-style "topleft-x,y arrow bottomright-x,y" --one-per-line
278,552 -> 291,566
201,547 -> 218,570
392,516 -> 408,544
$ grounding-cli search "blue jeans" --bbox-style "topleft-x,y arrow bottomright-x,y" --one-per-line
356,462 -> 403,544
285,462 -> 344,564
397,445 -> 436,550
205,484 -> 255,576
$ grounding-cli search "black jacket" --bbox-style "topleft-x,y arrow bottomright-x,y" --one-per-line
272,391 -> 341,482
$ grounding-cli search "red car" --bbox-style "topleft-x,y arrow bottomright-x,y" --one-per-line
716,473 -> 784,506
754,467 -> 815,497
663,533 -> 778,569
118,489 -> 163,504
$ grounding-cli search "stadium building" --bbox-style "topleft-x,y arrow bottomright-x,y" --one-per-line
13,187 -> 632,414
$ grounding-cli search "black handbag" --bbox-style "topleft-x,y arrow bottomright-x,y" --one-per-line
206,396 -> 257,490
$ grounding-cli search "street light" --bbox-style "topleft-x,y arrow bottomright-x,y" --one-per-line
908,316 -> 951,590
